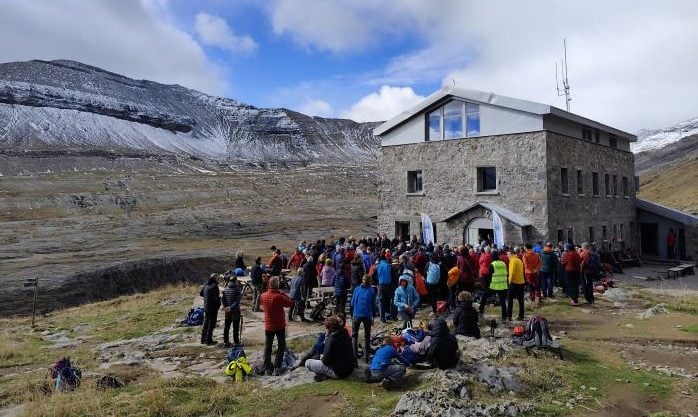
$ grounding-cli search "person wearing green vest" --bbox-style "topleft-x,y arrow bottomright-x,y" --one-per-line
488,253 -> 509,321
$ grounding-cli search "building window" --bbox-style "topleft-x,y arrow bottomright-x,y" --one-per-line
613,224 -> 618,240
622,176 -> 629,196
589,226 -> 595,243
407,170 -> 423,193
443,101 -> 463,139
582,126 -> 592,141
476,167 -> 497,192
620,223 -> 625,241
561,167 -> 569,194
557,229 -> 564,243
609,134 -> 618,148
425,100 -> 479,141
577,169 -> 583,195
634,176 -> 640,192
602,225 -> 608,240
612,175 -> 618,196
567,228 -> 574,244
427,109 -> 441,141
594,130 -> 600,143
592,172 -> 599,196
466,103 -> 480,136
605,174 -> 610,197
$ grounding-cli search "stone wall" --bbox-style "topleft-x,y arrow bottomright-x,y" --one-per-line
545,131 -> 637,247
685,225 -> 698,261
378,132 -> 549,247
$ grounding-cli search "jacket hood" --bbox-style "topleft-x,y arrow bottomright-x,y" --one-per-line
430,318 -> 449,337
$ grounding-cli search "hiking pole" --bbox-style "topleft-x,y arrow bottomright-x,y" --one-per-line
239,315 -> 244,346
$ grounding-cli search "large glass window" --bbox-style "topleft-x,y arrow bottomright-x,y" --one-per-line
425,100 -> 480,140
443,101 -> 463,139
466,103 -> 480,136
427,109 -> 441,141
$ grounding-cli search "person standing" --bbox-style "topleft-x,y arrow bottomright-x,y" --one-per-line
376,256 -> 393,322
425,255 -> 441,314
561,244 -> 582,305
488,256 -> 509,321
522,243 -> 542,303
579,243 -> 596,304
250,257 -> 264,312
260,277 -> 293,375
667,228 -> 677,259
351,274 -> 376,363
477,247 -> 493,315
302,252 -> 318,308
200,274 -> 221,345
539,243 -> 558,298
288,268 -> 309,322
222,275 -> 242,347
506,248 -> 525,321
333,268 -> 348,314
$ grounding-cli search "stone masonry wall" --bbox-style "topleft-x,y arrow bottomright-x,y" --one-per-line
545,131 -> 637,247
378,132 -> 549,247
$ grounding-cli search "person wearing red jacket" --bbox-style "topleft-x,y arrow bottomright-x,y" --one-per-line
477,247 -> 493,315
260,276 -> 294,375
561,244 -> 581,306
456,247 -> 475,293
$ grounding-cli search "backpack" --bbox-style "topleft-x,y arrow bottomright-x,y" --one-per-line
226,346 -> 247,363
523,316 -> 556,348
447,266 -> 460,288
282,349 -> 297,369
309,300 -> 327,321
51,358 -> 81,391
426,262 -> 440,285
183,307 -> 205,326
50,357 -> 71,379
413,272 -> 428,296
587,253 -> 600,274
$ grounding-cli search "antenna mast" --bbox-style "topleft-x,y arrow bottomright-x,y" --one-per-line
555,38 -> 571,111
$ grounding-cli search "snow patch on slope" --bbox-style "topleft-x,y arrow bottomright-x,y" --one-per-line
632,116 -> 698,153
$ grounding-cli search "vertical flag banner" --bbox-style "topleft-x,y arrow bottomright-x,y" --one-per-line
421,213 -> 434,245
492,210 -> 505,249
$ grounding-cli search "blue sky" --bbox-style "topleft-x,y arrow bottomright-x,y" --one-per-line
1,0 -> 698,130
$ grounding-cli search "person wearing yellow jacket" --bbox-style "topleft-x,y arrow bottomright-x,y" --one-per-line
507,248 -> 525,322
487,252 -> 509,321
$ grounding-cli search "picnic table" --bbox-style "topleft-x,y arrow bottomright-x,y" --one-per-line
312,286 -> 335,302
667,263 -> 695,279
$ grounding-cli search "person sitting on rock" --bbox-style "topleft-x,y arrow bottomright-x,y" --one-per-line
222,275 -> 242,347
260,276 -> 293,376
305,316 -> 355,381
393,272 -> 420,329
366,335 -> 410,389
427,318 -> 459,369
200,273 -> 221,346
288,268 -> 309,322
452,291 -> 481,339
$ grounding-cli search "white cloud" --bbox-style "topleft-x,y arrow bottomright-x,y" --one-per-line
267,0 -> 698,131
298,99 -> 333,117
342,85 -> 425,122
0,0 -> 224,94
194,12 -> 257,54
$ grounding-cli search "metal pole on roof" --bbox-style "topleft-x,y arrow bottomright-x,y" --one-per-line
556,38 -> 572,112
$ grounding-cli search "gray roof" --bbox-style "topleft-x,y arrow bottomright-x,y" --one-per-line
442,202 -> 533,227
373,85 -> 636,141
636,197 -> 698,225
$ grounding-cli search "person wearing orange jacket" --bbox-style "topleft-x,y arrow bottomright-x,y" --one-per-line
506,248 -> 525,321
522,243 -> 542,303
561,244 -> 581,306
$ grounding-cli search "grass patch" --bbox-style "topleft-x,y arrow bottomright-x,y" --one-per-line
0,334 -> 52,368
635,291 -> 698,315
680,324 -> 698,334
0,369 -> 51,407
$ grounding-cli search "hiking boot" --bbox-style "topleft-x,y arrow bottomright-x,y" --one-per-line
313,373 -> 328,382
264,368 -> 273,376
272,368 -> 281,376
363,367 -> 373,382
516,316 -> 524,321
570,301 -> 580,306
381,378 -> 396,390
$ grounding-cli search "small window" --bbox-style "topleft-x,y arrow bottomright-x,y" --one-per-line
427,109 -> 441,141
622,176 -> 628,196
634,176 -> 640,191
567,228 -> 574,244
576,169 -> 583,195
477,167 -> 497,192
592,172 -> 599,196
613,224 -> 618,240
609,134 -> 618,148
557,229 -> 564,243
582,126 -> 592,141
602,225 -> 608,240
612,175 -> 618,196
589,226 -> 595,243
466,103 -> 480,136
594,130 -> 600,143
561,167 -> 569,194
620,223 -> 625,241
407,170 -> 423,193
443,101 -> 463,139
605,174 -> 610,196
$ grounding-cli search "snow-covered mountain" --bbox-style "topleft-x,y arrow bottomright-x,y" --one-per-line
0,60 -> 379,163
632,116 -> 698,153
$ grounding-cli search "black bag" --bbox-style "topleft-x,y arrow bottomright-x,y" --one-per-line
309,300 -> 327,321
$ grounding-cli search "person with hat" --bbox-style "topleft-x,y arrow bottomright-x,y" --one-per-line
393,271 -> 420,329
222,274 -> 242,347
260,276 -> 294,375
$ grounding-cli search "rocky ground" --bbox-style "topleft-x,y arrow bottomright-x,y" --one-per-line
1,267 -> 696,417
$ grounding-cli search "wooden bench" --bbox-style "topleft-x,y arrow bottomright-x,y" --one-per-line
667,263 -> 695,279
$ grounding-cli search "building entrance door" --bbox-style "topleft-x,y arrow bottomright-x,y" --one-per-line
640,223 -> 658,256
464,218 -> 494,245
395,221 -> 410,241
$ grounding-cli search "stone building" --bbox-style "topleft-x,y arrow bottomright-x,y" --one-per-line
374,86 -> 639,249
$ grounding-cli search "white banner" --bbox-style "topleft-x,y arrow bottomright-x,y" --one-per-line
421,213 -> 434,245
492,210 -> 505,249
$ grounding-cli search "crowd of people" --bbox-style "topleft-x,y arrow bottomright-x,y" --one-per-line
199,234 -> 605,386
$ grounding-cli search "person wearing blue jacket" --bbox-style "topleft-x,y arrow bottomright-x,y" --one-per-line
376,256 -> 393,323
351,274 -> 376,363
333,268 -> 348,314
288,268 -> 308,322
425,256 -> 441,314
366,336 -> 410,389
393,272 -> 420,329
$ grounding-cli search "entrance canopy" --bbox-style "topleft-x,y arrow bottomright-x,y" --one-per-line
442,202 -> 532,227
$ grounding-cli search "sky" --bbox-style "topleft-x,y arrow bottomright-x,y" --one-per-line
1,0 -> 698,132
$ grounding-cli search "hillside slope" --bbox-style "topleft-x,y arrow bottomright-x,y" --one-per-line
0,60 -> 379,163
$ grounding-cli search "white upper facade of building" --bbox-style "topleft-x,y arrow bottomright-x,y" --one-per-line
374,86 -> 637,151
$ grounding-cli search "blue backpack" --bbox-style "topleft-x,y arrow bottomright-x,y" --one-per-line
426,262 -> 440,285
184,307 -> 205,326
226,346 -> 247,363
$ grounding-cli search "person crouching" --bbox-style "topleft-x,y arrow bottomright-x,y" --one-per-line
305,316 -> 355,381
366,336 -> 410,389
